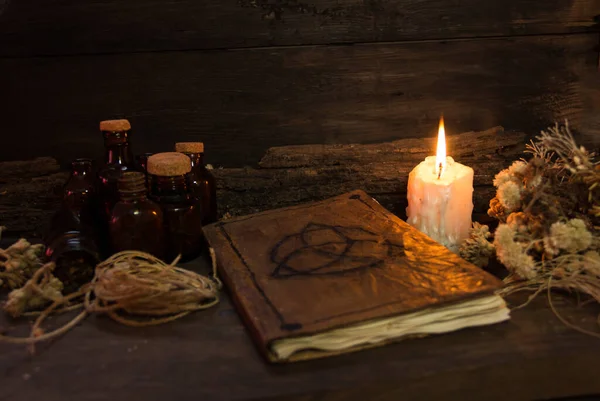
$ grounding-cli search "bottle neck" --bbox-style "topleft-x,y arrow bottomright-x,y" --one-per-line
71,159 -> 94,177
103,131 -> 134,166
46,231 -> 100,264
149,175 -> 189,201
118,172 -> 148,202
136,153 -> 154,172
185,152 -> 205,168
105,144 -> 134,166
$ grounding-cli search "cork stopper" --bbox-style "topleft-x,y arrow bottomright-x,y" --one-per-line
100,119 -> 131,132
175,142 -> 204,154
147,152 -> 191,176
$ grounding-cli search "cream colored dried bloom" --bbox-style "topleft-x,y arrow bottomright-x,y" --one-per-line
493,161 -> 527,188
547,218 -> 592,254
494,224 -> 537,279
497,181 -> 522,212
492,169 -> 511,188
543,236 -> 560,257
508,160 -> 528,176
494,224 -> 515,247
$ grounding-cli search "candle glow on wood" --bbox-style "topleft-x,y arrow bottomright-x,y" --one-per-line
406,117 -> 474,252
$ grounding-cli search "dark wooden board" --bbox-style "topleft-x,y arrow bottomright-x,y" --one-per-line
213,129 -> 519,219
0,0 -> 598,56
0,128 -> 522,239
0,158 -> 66,238
0,34 -> 598,167
0,256 -> 599,401
257,126 -> 523,168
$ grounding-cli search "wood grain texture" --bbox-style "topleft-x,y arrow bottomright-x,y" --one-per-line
0,257 -> 598,401
0,158 -> 67,238
258,126 -> 523,167
214,128 -> 522,218
0,34 -> 597,167
0,0 -> 598,56
0,129 -> 519,238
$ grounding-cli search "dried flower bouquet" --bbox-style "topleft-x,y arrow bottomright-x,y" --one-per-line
460,121 -> 600,335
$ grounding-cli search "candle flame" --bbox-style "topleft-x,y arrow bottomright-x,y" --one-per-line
436,116 -> 446,178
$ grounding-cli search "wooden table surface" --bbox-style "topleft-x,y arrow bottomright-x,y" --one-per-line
0,258 -> 599,401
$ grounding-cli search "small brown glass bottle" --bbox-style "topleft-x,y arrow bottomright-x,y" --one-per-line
48,159 -> 99,234
45,159 -> 101,292
45,230 -> 100,294
175,142 -> 218,224
63,158 -> 97,216
147,152 -> 203,262
109,172 -> 165,258
97,119 -> 136,218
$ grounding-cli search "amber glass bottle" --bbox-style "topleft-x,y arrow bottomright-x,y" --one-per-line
63,158 -> 97,216
175,142 -> 218,224
147,152 -> 203,262
97,119 -> 136,218
45,159 -> 100,293
109,172 -> 165,258
45,230 -> 100,294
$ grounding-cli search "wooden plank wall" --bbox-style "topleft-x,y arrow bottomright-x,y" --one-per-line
0,0 -> 599,168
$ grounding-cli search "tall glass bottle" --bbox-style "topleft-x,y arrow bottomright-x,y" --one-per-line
45,159 -> 100,293
97,119 -> 136,256
148,152 -> 203,262
109,172 -> 165,258
175,142 -> 218,224
48,158 -> 98,233
97,119 -> 136,218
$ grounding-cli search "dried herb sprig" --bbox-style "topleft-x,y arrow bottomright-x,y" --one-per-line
499,252 -> 600,338
459,223 -> 495,267
0,228 -> 46,289
4,262 -> 64,318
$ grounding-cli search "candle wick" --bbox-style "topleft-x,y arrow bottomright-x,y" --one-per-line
437,162 -> 443,179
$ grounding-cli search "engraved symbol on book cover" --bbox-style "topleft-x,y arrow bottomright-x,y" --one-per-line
270,223 -> 404,278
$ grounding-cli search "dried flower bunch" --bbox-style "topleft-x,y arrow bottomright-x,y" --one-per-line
460,121 -> 600,334
0,227 -> 46,289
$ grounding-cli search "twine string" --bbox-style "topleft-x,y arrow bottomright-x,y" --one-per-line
0,249 -> 221,345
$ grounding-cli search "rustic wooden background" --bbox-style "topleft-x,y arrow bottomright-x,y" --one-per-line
1,5 -> 600,400
0,1 -> 599,167
0,1 -> 599,236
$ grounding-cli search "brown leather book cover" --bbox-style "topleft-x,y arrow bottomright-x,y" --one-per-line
203,190 -> 504,362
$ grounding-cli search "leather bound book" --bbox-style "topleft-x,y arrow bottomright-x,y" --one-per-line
203,190 -> 509,363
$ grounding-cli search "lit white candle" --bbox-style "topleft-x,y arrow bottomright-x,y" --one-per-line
406,117 -> 474,251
